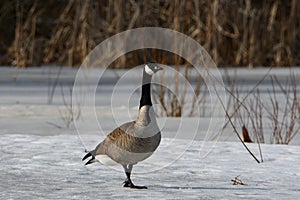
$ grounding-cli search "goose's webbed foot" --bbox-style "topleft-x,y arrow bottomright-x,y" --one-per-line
123,179 -> 147,189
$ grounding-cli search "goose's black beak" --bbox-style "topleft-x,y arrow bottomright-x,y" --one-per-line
157,66 -> 163,71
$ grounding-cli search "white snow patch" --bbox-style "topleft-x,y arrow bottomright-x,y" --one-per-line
0,134 -> 300,199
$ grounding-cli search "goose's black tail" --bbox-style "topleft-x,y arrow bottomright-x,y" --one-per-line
82,152 -> 96,165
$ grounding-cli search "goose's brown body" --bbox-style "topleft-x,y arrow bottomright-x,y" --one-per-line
94,119 -> 161,165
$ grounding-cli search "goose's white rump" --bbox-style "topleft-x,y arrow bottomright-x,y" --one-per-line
95,155 -> 119,166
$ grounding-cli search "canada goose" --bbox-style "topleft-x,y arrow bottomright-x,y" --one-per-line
82,63 -> 163,189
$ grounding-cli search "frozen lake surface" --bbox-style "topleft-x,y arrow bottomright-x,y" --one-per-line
1,66 -> 300,199
1,134 -> 300,199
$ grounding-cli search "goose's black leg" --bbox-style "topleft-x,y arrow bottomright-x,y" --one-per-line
123,164 -> 147,189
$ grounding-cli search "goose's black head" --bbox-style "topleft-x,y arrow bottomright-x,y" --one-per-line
144,62 -> 163,76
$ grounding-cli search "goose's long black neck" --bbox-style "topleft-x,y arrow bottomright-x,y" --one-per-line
139,70 -> 152,109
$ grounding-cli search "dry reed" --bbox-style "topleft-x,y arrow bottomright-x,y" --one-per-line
0,0 -> 299,68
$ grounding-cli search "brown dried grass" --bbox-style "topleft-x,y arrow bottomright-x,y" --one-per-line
0,0 -> 299,67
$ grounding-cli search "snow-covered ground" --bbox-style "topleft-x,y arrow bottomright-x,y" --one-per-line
1,134 -> 299,199
1,66 -> 300,199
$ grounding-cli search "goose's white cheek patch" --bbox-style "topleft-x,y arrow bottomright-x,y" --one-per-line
145,64 -> 154,75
